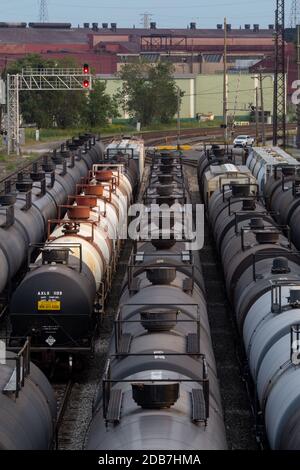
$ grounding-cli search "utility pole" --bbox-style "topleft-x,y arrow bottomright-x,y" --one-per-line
297,24 -> 300,148
176,86 -> 181,150
273,1 -> 286,147
254,75 -> 259,144
259,72 -> 266,146
223,17 -> 228,143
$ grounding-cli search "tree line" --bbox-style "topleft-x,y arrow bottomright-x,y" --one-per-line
4,55 -> 181,129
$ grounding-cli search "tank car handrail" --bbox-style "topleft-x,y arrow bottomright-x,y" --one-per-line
233,210 -> 279,234
114,303 -> 201,356
27,242 -> 83,273
2,337 -> 31,398
132,246 -> 193,258
76,183 -> 112,203
292,179 -> 300,198
221,182 -> 259,202
47,218 -> 98,243
0,204 -> 14,228
251,252 -> 300,282
106,148 -> 134,161
102,354 -> 209,424
240,224 -> 291,252
271,164 -> 300,181
127,256 -> 196,294
269,279 -> 300,314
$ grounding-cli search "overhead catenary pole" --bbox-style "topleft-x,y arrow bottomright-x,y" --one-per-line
223,17 -> 228,143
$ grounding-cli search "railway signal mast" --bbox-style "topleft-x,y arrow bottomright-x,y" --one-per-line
6,65 -> 92,155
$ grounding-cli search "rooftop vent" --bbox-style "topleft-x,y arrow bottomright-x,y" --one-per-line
245,24 -> 251,30
0,22 -> 27,28
28,22 -> 71,29
190,22 -> 196,30
217,24 -> 223,29
132,383 -> 179,409
150,22 -> 156,29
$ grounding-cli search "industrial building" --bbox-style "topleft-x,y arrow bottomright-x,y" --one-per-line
99,73 -> 274,120
0,21 -> 289,76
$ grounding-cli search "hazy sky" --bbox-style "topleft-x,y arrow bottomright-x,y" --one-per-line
1,0 -> 295,29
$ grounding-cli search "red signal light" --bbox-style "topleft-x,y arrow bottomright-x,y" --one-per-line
83,79 -> 90,88
83,63 -> 89,74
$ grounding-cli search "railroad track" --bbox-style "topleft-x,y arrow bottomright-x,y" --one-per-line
52,378 -> 74,449
1,124 -> 295,191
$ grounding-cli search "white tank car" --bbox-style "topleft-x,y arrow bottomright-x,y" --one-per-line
106,136 -> 145,181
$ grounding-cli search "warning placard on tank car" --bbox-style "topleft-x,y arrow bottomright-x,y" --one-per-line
38,300 -> 61,311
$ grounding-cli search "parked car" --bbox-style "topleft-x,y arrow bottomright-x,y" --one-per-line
233,135 -> 255,148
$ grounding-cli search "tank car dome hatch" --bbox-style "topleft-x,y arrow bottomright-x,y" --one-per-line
158,174 -> 174,185
231,184 -> 251,197
289,287 -> 300,306
94,170 -> 113,182
132,383 -> 180,409
151,237 -> 177,250
271,257 -> 291,274
15,181 -> 33,192
242,199 -> 256,211
157,184 -> 174,197
140,309 -> 178,332
249,217 -> 265,229
41,248 -> 70,265
255,229 -> 280,245
0,194 -> 16,206
146,266 -> 177,285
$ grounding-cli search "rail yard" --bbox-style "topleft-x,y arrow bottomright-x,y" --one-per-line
2,0 -> 300,463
